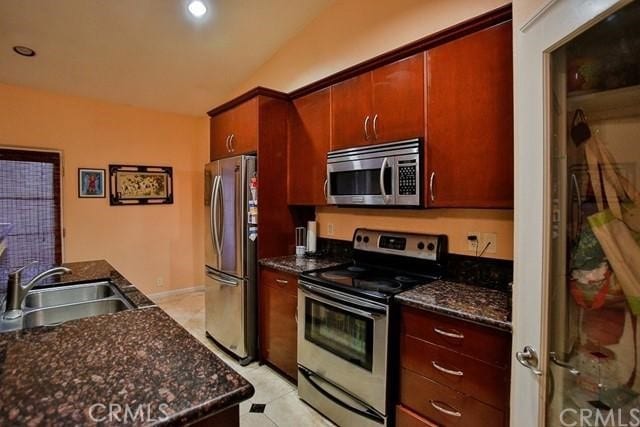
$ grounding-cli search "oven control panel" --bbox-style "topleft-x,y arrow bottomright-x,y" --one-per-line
353,229 -> 445,261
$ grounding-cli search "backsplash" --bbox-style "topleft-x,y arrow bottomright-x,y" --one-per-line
445,254 -> 513,292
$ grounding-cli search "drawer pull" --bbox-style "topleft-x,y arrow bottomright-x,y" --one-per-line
433,327 -> 464,340
430,400 -> 462,418
275,279 -> 289,285
432,361 -> 464,377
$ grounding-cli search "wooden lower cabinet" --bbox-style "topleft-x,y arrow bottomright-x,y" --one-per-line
259,268 -> 298,382
397,306 -> 511,427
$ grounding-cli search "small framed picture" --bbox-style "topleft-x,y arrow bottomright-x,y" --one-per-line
78,168 -> 106,198
109,165 -> 173,205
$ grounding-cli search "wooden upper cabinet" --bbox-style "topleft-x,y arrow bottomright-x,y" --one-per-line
371,53 -> 425,143
209,97 -> 258,160
288,88 -> 331,205
425,22 -> 514,208
330,73 -> 372,150
331,53 -> 425,151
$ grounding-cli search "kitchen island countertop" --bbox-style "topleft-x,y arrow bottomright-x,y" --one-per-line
0,260 -> 254,426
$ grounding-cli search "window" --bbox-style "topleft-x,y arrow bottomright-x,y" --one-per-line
0,148 -> 62,284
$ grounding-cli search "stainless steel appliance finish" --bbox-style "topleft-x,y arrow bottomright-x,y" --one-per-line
298,229 -> 446,426
204,156 -> 257,364
326,139 -> 421,206
0,281 -> 133,332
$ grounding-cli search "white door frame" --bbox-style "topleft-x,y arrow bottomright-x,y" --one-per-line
511,0 -> 629,425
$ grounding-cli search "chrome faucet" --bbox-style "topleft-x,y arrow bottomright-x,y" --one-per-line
3,261 -> 71,319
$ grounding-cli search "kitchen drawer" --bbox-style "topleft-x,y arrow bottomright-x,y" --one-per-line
260,268 -> 298,297
400,368 -> 505,427
401,334 -> 509,410
396,405 -> 438,427
401,306 -> 511,367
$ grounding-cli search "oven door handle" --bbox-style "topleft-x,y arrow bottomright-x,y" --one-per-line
299,281 -> 386,314
300,288 -> 384,320
298,366 -> 385,424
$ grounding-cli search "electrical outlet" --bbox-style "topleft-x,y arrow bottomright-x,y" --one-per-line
467,232 -> 479,251
156,277 -> 164,288
480,232 -> 497,254
327,223 -> 334,236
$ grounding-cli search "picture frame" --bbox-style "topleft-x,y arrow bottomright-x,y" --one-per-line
109,165 -> 173,206
78,168 -> 106,198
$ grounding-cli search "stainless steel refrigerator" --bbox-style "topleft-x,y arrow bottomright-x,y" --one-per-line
204,155 -> 257,365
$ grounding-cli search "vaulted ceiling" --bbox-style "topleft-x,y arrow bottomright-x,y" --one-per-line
0,0 -> 333,115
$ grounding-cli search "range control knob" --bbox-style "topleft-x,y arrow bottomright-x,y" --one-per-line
363,236 -> 370,243
356,235 -> 362,242
427,243 -> 436,251
417,242 -> 425,250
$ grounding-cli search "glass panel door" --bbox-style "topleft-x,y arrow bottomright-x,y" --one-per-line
548,2 -> 640,425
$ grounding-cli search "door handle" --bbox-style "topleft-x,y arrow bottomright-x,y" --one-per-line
225,135 -> 231,152
379,157 -> 389,203
429,171 -> 436,202
210,176 -> 220,254
550,352 -> 580,376
275,279 -> 289,285
363,115 -> 370,140
372,114 -> 379,140
323,178 -> 328,200
207,273 -> 239,287
432,361 -> 464,377
430,400 -> 462,418
433,327 -> 463,340
229,134 -> 235,152
516,345 -> 543,376
217,176 -> 225,250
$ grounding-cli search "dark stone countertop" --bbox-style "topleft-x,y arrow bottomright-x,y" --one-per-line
396,280 -> 512,332
0,223 -> 11,242
259,254 -> 349,275
0,260 -> 254,426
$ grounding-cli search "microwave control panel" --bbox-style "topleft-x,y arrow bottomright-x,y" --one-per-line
398,163 -> 417,195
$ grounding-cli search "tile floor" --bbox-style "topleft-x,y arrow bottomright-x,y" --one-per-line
152,291 -> 335,427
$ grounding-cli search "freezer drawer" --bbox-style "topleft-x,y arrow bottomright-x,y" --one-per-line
204,267 -> 247,359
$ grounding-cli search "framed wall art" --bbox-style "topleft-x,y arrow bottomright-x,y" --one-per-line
108,165 -> 173,205
78,168 -> 106,198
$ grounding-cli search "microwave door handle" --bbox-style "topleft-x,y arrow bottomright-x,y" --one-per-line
211,176 -> 220,254
379,157 -> 389,203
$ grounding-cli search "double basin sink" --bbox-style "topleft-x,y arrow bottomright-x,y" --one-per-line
0,281 -> 133,332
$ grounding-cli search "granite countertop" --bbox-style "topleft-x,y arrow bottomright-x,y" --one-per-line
259,254 -> 349,275
0,223 -> 11,242
0,260 -> 254,426
396,280 -> 512,332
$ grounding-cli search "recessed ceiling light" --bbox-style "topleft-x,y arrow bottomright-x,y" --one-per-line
187,1 -> 207,18
13,46 -> 36,57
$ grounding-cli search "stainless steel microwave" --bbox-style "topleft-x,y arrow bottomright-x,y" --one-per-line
326,139 -> 421,206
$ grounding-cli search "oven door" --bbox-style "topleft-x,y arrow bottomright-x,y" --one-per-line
327,157 -> 394,205
297,281 -> 389,413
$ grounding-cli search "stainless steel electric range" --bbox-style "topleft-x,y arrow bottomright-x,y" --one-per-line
297,229 -> 447,427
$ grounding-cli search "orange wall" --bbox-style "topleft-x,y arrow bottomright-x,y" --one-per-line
0,83 -> 209,294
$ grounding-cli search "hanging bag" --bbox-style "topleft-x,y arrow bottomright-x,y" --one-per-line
585,134 -> 640,314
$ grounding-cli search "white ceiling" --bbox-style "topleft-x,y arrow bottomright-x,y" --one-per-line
0,0 -> 332,116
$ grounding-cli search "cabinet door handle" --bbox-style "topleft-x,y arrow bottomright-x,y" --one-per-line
429,171 -> 436,202
276,279 -> 289,285
225,135 -> 231,152
432,361 -> 464,377
323,179 -> 328,199
372,114 -> 379,140
229,134 -> 235,152
433,326 -> 463,340
430,400 -> 462,418
363,115 -> 370,140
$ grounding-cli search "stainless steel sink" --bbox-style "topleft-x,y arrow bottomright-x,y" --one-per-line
24,282 -> 115,308
0,281 -> 133,332
23,299 -> 130,328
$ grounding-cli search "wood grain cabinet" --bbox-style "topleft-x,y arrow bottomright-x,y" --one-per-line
259,267 -> 299,382
331,53 -> 425,150
425,21 -> 514,208
397,306 -> 511,427
210,97 -> 258,160
288,88 -> 331,205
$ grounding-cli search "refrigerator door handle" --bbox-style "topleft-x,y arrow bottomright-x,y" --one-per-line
210,176 -> 220,255
217,176 -> 225,251
205,268 -> 240,287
